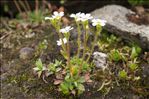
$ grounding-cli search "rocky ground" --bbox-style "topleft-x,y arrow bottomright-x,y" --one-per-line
1,5 -> 149,99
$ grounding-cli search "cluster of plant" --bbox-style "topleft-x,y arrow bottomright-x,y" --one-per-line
35,39 -> 48,57
33,59 -> 62,78
94,30 -> 142,95
33,11 -> 144,96
13,0 -> 52,23
97,31 -> 122,52
116,44 -> 141,80
104,44 -> 142,93
33,11 -> 106,95
128,0 -> 149,6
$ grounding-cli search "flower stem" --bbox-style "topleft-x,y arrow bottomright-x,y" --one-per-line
55,22 -> 66,51
79,22 -> 89,74
82,22 -> 89,60
86,25 -> 101,62
67,40 -> 71,73
76,22 -> 81,57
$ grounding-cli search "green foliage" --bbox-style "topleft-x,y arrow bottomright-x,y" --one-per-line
38,39 -> 48,50
16,9 -> 49,23
119,70 -> 127,79
70,56 -> 91,73
34,59 -> 63,77
109,49 -> 125,62
130,45 -> 141,59
107,34 -> 119,44
59,73 -> 85,95
33,59 -> 46,78
35,39 -> 48,56
28,10 -> 44,23
47,60 -> 62,75
129,58 -> 139,71
98,31 -> 121,51
60,50 -> 68,60
58,56 -> 90,95
129,63 -> 138,71
128,0 -> 149,6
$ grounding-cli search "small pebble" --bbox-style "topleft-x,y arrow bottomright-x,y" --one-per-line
19,47 -> 34,60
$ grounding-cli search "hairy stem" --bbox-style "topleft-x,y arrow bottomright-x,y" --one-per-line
86,26 -> 101,62
67,40 -> 71,76
82,23 -> 89,60
79,22 -> 89,74
76,22 -> 81,57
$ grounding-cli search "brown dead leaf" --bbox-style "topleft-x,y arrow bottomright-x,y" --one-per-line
62,69 -> 66,75
54,79 -> 63,85
85,73 -> 93,83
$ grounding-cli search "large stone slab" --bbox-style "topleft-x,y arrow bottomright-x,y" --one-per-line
91,5 -> 149,50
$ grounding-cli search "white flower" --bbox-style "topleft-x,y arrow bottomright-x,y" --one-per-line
70,12 -> 82,21
57,38 -> 67,46
92,19 -> 107,26
80,13 -> 93,22
53,11 -> 64,18
70,12 -> 93,22
59,26 -> 73,33
45,11 -> 64,20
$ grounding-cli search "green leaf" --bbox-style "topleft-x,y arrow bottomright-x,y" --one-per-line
35,59 -> 43,70
49,64 -> 56,72
129,63 -> 138,71
69,83 -> 74,90
119,70 -> 127,79
60,82 -> 69,94
78,77 -> 85,83
55,59 -> 62,67
130,46 -> 141,59
60,50 -> 68,59
74,82 -> 78,87
71,66 -> 79,76
38,40 -> 48,50
78,84 -> 85,91
65,74 -> 71,82
77,84 -> 85,95
109,49 -> 122,62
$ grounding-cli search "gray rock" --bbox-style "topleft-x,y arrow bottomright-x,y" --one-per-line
19,47 -> 34,60
93,51 -> 108,70
91,5 -> 149,50
141,63 -> 149,86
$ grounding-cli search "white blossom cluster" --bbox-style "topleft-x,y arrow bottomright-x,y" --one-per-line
45,11 -> 107,46
45,11 -> 64,20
